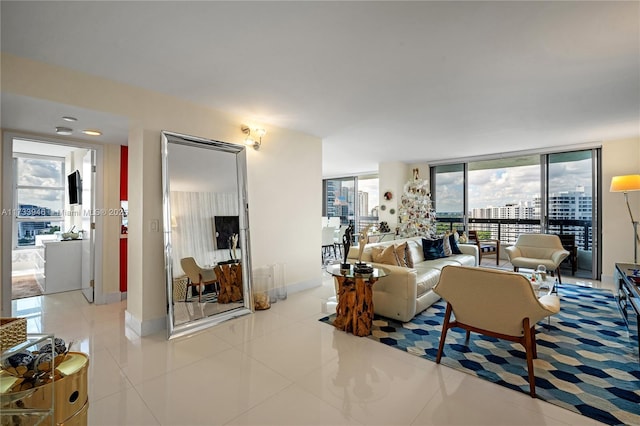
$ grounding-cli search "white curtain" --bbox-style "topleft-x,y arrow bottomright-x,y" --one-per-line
170,191 -> 238,275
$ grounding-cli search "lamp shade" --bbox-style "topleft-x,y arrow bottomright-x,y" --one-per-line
610,174 -> 640,192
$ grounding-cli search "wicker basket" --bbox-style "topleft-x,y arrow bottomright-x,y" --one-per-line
0,317 -> 27,352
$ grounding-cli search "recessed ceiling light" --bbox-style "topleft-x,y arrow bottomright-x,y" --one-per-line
55,126 -> 73,135
62,116 -> 77,122
82,129 -> 102,136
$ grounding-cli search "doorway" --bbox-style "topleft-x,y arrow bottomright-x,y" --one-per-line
2,135 -> 100,314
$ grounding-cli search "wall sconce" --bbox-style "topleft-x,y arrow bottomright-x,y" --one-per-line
610,174 -> 640,263
241,125 -> 266,150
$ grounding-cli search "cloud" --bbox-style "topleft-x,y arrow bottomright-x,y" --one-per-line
435,158 -> 592,212
17,158 -> 63,187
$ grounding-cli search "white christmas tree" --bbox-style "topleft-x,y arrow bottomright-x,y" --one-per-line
397,168 -> 437,238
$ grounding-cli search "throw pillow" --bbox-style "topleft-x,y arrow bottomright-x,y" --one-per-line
371,244 -> 399,266
422,238 -> 446,260
405,242 -> 415,268
458,232 -> 468,244
394,242 -> 409,267
407,240 -> 424,264
449,233 -> 462,254
442,232 -> 452,256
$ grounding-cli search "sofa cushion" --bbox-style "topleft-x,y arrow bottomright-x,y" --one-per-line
422,238 -> 446,260
394,242 -> 409,267
443,233 -> 453,256
415,268 -> 442,297
406,240 -> 424,267
371,244 -> 399,266
416,258 -> 460,271
449,233 -> 462,254
347,246 -> 373,263
449,254 -> 477,267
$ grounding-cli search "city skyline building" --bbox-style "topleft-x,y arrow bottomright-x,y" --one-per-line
467,187 -> 592,248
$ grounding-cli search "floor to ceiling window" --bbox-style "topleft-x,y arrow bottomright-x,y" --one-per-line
431,164 -> 465,234
468,155 -> 542,242
431,148 -> 600,279
322,175 -> 379,235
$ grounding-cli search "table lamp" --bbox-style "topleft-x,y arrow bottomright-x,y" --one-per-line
610,174 -> 640,263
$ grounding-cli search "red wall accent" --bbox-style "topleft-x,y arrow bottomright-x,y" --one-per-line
120,145 -> 128,200
119,238 -> 127,292
120,145 -> 128,292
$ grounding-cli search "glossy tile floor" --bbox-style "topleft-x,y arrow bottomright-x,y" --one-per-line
11,268 -> 609,425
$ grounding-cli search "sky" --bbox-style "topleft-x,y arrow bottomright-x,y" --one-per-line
16,157 -> 65,211
435,158 -> 593,213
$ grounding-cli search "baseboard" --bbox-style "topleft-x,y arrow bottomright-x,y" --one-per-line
125,310 -> 166,337
286,277 -> 322,295
101,291 -> 123,305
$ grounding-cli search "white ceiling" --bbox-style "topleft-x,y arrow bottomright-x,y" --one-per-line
1,1 -> 638,177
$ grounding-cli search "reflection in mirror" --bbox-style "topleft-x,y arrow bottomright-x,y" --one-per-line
162,131 -> 253,339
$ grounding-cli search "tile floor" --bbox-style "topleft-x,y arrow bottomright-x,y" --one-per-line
9,266 -> 609,425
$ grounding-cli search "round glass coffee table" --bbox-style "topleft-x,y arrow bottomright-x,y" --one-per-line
327,264 -> 388,336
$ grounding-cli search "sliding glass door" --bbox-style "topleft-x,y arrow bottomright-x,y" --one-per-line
431,148 -> 601,279
546,150 -> 597,279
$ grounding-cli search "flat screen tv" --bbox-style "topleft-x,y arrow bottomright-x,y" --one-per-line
214,216 -> 240,249
68,170 -> 82,205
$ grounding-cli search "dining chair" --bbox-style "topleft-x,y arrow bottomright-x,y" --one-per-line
334,225 -> 349,258
322,226 -> 337,263
327,217 -> 341,228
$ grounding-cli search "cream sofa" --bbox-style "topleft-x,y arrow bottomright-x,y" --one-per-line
344,237 -> 478,322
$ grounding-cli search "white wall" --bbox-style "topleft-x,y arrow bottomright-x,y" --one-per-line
378,162 -> 410,231
1,53 -> 323,333
601,137 -> 640,279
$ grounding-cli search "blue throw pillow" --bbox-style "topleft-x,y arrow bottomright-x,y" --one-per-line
422,238 -> 446,260
449,233 -> 462,254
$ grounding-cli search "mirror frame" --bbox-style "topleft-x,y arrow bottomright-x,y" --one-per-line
161,130 -> 254,339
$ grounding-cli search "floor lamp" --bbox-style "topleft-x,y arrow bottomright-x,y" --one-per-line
610,174 -> 640,264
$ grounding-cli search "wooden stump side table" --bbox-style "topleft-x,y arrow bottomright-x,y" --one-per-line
328,265 -> 388,336
215,262 -> 243,303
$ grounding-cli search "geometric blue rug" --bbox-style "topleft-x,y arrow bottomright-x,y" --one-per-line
320,284 -> 640,425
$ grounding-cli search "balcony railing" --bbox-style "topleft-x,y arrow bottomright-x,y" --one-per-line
436,217 -> 593,251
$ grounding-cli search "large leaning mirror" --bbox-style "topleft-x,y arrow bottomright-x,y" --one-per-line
162,131 -> 253,339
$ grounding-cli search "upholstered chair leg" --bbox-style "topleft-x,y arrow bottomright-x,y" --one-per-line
555,268 -> 563,284
465,330 -> 471,342
513,266 -> 519,272
522,318 -> 536,397
436,303 -> 453,364
184,279 -> 191,302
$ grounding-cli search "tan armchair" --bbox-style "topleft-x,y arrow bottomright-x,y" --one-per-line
180,257 -> 218,302
504,234 -> 570,283
433,265 -> 560,397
